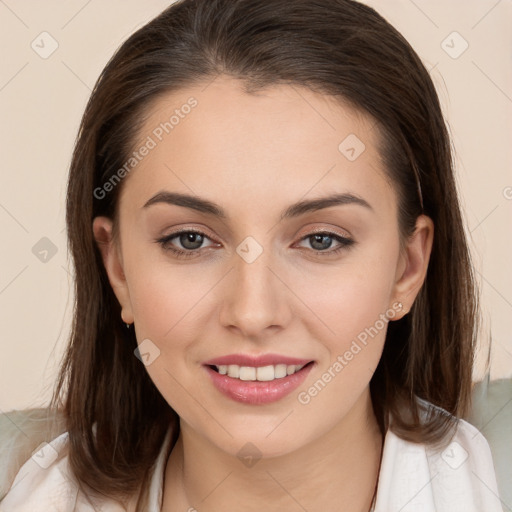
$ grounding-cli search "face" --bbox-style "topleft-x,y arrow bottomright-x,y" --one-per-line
93,75 -> 432,458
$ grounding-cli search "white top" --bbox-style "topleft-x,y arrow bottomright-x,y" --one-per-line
0,404 -> 505,511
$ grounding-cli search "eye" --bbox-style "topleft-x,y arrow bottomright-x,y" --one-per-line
156,229 -> 218,259
155,228 -> 355,259
296,231 -> 355,256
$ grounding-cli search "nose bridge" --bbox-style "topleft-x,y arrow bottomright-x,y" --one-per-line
219,235 -> 289,336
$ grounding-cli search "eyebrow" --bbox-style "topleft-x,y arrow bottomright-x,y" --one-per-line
142,191 -> 373,220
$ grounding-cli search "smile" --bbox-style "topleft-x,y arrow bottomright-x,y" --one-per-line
211,363 -> 306,381
203,354 -> 315,404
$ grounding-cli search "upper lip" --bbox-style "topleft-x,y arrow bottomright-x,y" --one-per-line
203,353 -> 313,367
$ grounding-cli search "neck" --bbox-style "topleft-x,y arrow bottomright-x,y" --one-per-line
163,388 -> 383,512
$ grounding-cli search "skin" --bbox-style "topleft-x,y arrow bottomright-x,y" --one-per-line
93,75 -> 433,512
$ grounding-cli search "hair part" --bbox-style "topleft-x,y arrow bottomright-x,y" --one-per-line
51,0 -> 479,506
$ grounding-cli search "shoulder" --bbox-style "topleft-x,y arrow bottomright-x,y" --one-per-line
467,378 -> 512,510
0,407 -> 67,500
374,397 -> 504,512
424,401 -> 504,511
0,408 -> 130,511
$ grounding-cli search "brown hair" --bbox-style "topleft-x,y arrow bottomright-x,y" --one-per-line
50,0 -> 479,506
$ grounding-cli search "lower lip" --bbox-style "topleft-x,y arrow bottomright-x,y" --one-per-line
204,363 -> 314,405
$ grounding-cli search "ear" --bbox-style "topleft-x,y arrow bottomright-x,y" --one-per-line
92,216 -> 134,324
391,214 -> 434,320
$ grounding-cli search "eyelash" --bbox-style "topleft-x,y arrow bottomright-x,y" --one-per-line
155,228 -> 355,259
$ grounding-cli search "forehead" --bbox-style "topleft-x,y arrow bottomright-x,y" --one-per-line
120,75 -> 395,217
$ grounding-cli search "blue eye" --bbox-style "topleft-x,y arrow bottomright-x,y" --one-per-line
155,229 -> 355,259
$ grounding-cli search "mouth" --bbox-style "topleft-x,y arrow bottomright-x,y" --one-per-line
203,357 -> 315,405
207,361 -> 314,382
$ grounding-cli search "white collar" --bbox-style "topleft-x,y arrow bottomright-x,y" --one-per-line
1,400 -> 503,511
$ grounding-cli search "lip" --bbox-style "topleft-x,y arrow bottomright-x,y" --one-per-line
203,353 -> 312,367
203,354 -> 315,405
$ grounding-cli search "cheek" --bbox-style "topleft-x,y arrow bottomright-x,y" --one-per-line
292,253 -> 398,428
122,247 -> 230,395
294,242 -> 399,352
125,261 -> 211,341
119,226 -> 209,331
122,258 -> 214,411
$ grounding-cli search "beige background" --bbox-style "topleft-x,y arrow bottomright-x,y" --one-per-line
0,0 -> 511,413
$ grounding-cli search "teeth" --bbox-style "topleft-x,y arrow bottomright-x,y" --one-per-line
239,366 -> 256,381
227,365 -> 239,378
215,363 -> 306,381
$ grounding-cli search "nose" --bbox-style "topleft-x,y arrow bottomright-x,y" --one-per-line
218,240 -> 292,339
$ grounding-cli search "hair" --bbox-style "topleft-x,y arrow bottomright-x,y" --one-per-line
49,0 -> 479,507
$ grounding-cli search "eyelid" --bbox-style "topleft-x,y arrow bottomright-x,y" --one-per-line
158,224 -> 352,246
296,225 -> 352,240
159,224 -> 220,242
306,226 -> 351,238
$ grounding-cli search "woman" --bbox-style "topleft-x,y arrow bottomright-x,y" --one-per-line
0,0 -> 504,511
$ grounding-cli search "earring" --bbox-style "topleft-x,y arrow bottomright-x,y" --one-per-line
397,302 -> 403,310
122,311 -> 132,329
